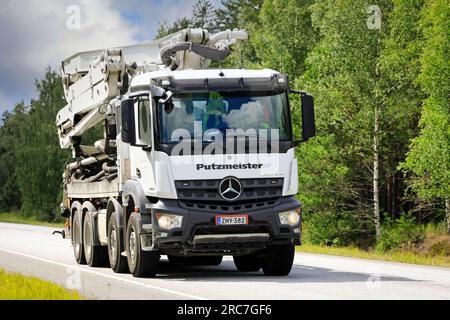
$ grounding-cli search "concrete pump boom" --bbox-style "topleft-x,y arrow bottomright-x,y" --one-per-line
56,28 -> 248,150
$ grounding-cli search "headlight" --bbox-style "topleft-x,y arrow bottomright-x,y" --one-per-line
156,213 -> 183,230
278,209 -> 301,226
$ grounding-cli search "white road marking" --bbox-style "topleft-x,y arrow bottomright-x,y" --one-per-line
0,247 -> 208,300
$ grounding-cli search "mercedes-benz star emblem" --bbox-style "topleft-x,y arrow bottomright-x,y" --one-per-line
219,177 -> 242,201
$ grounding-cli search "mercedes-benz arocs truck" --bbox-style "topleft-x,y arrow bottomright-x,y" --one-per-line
56,28 -> 316,277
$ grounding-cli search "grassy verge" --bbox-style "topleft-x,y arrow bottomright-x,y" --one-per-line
0,268 -> 83,300
0,213 -> 64,228
297,244 -> 450,268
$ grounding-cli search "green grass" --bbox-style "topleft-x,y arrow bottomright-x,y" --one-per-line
423,222 -> 449,236
0,269 -> 83,300
297,244 -> 450,268
0,213 -> 64,228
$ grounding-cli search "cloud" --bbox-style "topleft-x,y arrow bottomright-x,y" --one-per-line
225,101 -> 266,130
0,0 -> 141,113
0,0 -> 223,114
0,88 -> 17,116
112,0 -> 223,41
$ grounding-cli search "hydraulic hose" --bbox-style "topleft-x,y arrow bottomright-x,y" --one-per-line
102,162 -> 118,174
66,154 -> 108,172
160,42 -> 231,70
106,173 -> 118,181
209,30 -> 248,47
71,170 -> 105,183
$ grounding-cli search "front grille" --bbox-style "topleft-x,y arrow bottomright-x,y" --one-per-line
175,178 -> 283,212
193,224 -> 272,236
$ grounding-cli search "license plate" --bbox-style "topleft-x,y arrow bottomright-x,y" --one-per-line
215,215 -> 248,225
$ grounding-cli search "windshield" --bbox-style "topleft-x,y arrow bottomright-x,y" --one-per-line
158,91 -> 292,144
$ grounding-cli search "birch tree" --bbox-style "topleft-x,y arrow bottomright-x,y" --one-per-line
298,0 -> 389,241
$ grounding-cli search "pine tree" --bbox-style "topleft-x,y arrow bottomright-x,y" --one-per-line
252,0 -> 318,80
212,0 -> 264,68
215,0 -> 241,31
0,104 -> 27,211
192,0 -> 215,30
155,17 -> 192,39
379,0 -> 425,219
15,70 -> 71,218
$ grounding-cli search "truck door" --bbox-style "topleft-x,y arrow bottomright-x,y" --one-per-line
129,96 -> 156,194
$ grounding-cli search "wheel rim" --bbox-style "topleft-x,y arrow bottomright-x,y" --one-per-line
74,217 -> 81,257
129,228 -> 137,267
109,226 -> 117,265
84,218 -> 92,260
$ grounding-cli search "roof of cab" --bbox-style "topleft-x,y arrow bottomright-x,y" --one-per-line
130,68 -> 281,88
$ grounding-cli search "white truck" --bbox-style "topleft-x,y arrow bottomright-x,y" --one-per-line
56,28 -> 316,277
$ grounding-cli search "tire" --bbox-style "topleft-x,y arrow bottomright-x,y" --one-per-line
262,244 -> 295,276
108,213 -> 128,273
233,254 -> 262,272
83,211 -> 108,267
126,213 -> 160,278
72,208 -> 86,265
185,256 -> 223,266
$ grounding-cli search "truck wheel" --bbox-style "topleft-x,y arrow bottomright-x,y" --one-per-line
126,213 -> 160,278
233,254 -> 262,272
262,244 -> 295,276
83,212 -> 108,267
72,209 -> 86,265
108,213 -> 128,273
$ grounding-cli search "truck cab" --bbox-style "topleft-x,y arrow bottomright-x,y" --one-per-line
117,68 -> 315,276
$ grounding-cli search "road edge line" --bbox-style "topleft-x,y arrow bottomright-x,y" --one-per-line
0,248 -> 208,300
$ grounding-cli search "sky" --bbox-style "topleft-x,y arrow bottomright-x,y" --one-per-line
0,0 -> 221,116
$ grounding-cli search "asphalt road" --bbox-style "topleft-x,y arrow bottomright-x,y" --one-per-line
0,222 -> 449,300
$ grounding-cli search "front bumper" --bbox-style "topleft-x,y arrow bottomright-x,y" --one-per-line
140,196 -> 301,255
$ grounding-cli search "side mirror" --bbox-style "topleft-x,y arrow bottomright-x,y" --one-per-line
121,99 -> 136,144
159,90 -> 173,105
301,94 -> 316,141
